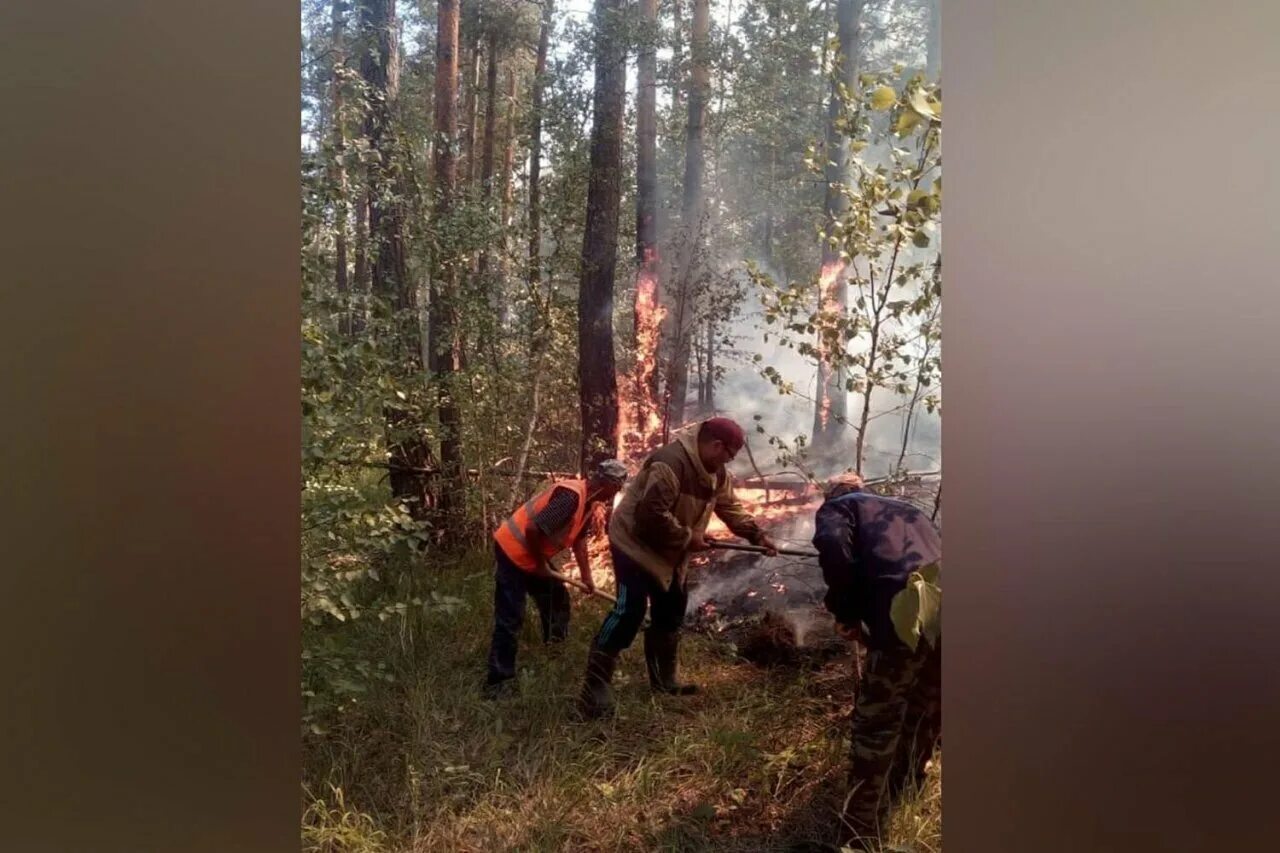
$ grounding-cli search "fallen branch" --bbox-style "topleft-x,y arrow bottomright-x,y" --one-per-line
329,458 -> 574,480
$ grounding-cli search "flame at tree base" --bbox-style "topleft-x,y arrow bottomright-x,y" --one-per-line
618,265 -> 666,465
815,259 -> 846,434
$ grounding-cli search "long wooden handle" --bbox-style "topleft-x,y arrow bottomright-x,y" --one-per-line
706,540 -> 819,558
543,567 -> 618,605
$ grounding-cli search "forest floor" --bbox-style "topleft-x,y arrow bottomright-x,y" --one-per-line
302,549 -> 941,853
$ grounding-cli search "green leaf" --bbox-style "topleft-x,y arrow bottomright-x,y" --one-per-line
869,86 -> 898,110
894,109 -> 923,136
908,87 -> 941,120
912,229 -> 931,248
890,571 -> 942,650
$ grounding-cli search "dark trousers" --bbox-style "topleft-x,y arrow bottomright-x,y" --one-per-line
593,544 -> 687,653
485,544 -> 571,685
843,638 -> 943,842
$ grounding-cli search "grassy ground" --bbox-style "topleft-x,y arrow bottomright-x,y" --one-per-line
302,549 -> 941,852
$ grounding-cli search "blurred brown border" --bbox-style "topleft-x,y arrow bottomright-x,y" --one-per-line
946,2 -> 1280,850
0,2 -> 299,851
2,1 -> 1278,851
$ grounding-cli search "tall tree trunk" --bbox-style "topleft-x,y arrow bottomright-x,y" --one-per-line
514,0 -> 554,496
812,0 -> 861,456
480,30 -> 499,202
353,189 -> 369,334
493,64 -> 518,334
620,0 -> 662,461
360,0 -> 409,313
360,0 -> 431,518
431,0 -> 465,530
670,0 -> 684,112
578,0 -> 625,473
661,0 -> 708,438
476,31 -> 500,348
501,66 -> 517,227
527,0 -> 551,291
636,0 -> 659,315
463,29 -> 481,187
704,317 -> 715,412
926,0 -> 940,79
762,145 -> 775,266
693,333 -> 705,407
351,1 -> 371,340
329,0 -> 351,337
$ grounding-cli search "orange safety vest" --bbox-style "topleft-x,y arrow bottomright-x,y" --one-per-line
493,479 -> 590,572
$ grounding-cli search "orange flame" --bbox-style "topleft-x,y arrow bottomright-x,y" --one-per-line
705,486 -> 825,538
815,260 -> 846,431
618,260 -> 667,464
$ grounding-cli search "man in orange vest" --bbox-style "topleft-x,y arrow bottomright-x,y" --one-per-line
483,459 -> 630,698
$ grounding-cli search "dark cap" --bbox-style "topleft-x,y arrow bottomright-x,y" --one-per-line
701,417 -> 746,451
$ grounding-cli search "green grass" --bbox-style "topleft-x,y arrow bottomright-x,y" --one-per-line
302,549 -> 941,852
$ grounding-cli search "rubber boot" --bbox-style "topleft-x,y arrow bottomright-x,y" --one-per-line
576,644 -> 618,720
644,628 -> 699,695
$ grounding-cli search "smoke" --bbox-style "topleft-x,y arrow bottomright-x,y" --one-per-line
686,509 -> 821,614
699,269 -> 941,480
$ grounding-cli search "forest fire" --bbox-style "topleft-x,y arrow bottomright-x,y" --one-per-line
618,265 -> 667,464
815,259 -> 846,431
690,475 -> 941,663
705,485 -> 823,537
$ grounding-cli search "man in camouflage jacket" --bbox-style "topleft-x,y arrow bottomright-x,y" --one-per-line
813,473 -> 943,850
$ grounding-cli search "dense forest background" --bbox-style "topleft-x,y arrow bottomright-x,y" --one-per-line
301,1 -> 940,848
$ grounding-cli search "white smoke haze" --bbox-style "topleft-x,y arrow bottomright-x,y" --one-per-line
696,268 -> 941,481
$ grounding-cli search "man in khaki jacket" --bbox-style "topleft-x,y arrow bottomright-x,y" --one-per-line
577,418 -> 777,719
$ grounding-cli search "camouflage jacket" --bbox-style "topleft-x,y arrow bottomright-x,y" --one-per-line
609,425 -> 764,590
812,489 -> 942,649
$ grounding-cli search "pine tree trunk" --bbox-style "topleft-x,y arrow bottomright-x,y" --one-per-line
578,0 -> 625,473
463,27 -> 481,187
670,0 -> 684,112
360,0 -> 410,314
353,189 -> 369,334
476,30 -> 500,328
501,66 -> 517,228
631,0 -> 661,435
705,317 -> 715,412
359,0 -> 432,518
527,0 -> 551,290
330,0 -> 351,338
661,0 -> 708,437
481,31 -> 498,202
514,0 -> 554,496
431,0 -> 465,529
812,0 -> 861,456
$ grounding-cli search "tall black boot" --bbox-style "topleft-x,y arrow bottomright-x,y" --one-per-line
577,644 -> 619,720
644,628 -> 699,695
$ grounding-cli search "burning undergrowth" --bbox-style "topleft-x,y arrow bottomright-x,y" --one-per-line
685,475 -> 941,669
